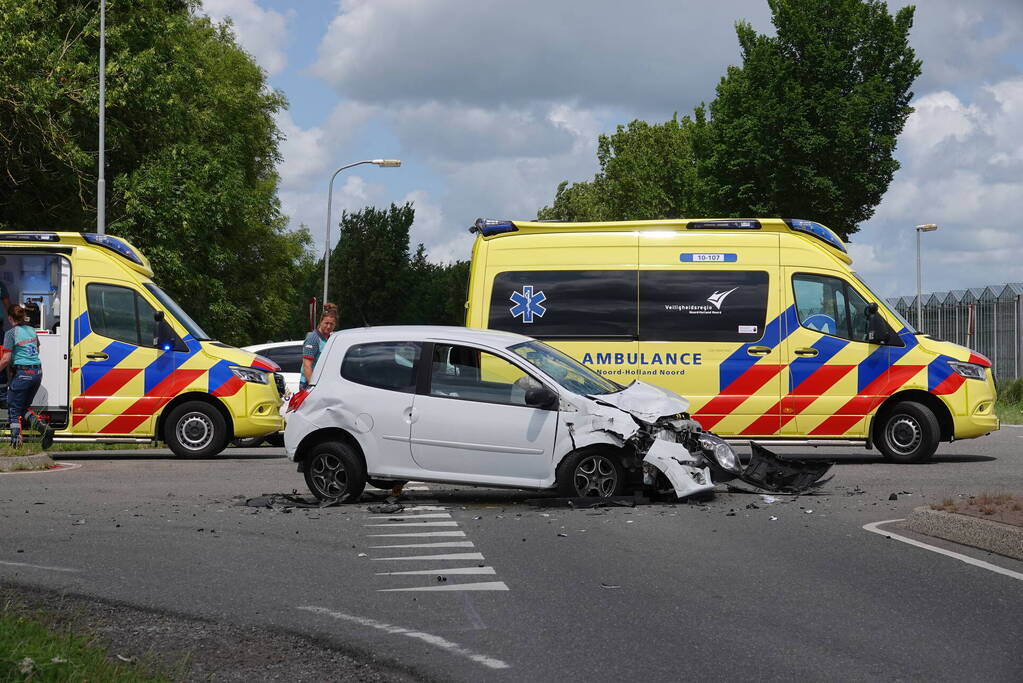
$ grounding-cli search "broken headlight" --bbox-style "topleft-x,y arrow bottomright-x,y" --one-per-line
697,433 -> 740,474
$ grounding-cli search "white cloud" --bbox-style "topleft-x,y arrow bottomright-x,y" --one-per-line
201,0 -> 292,76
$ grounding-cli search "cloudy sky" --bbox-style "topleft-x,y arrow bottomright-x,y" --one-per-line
201,0 -> 1023,298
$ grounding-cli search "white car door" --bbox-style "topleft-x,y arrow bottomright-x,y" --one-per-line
410,343 -> 557,482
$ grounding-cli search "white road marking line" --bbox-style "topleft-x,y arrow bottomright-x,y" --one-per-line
372,552 -> 485,561
364,521 -> 459,527
863,520 -> 1023,582
403,486 -> 432,491
388,505 -> 448,511
366,531 -> 467,538
376,566 -> 497,576
378,581 -> 510,593
0,560 -> 80,573
365,513 -> 452,520
298,606 -> 509,670
370,541 -> 476,549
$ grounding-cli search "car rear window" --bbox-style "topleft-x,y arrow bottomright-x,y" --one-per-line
261,344 -> 303,374
340,342 -> 421,393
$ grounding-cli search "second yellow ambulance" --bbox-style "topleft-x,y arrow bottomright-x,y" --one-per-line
466,218 -> 999,462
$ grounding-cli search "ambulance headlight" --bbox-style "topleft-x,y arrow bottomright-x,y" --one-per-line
947,361 -> 986,381
229,365 -> 269,384
697,433 -> 740,473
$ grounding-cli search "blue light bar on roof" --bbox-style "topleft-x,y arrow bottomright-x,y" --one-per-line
687,220 -> 762,230
470,218 -> 518,236
0,232 -> 60,242
83,233 -> 145,266
783,219 -> 847,253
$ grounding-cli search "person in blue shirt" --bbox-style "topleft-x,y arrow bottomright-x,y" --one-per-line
301,302 -> 338,389
0,304 -> 54,448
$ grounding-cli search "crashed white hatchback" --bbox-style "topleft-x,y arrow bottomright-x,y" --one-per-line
283,326 -> 831,501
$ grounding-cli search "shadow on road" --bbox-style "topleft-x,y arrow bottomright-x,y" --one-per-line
52,450 -> 285,461
779,453 -> 997,464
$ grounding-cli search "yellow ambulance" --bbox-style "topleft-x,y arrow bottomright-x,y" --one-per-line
0,231 -> 284,456
466,218 -> 999,462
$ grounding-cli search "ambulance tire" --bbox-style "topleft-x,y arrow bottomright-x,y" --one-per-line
165,401 -> 229,459
556,449 -> 626,498
876,401 -> 939,463
303,442 -> 366,502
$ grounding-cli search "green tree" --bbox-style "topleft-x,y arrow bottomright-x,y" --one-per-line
0,0 -> 309,346
700,0 -> 921,239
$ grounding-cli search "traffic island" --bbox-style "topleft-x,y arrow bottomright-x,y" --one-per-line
904,504 -> 1023,562
0,450 -> 56,473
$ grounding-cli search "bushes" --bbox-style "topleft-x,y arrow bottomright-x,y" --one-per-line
998,378 -> 1023,406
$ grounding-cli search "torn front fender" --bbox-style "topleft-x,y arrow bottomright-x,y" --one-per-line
726,442 -> 834,493
642,439 -> 715,500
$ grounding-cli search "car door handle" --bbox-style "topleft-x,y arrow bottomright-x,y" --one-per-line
794,347 -> 819,357
746,346 -> 771,356
86,353 -> 109,360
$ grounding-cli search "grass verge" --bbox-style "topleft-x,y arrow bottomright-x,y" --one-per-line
995,400 -> 1022,425
997,378 -> 1023,424
0,596 -> 167,681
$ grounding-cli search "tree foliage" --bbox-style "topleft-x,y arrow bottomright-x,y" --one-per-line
0,0 -> 309,346
327,203 -> 468,331
540,0 -> 921,240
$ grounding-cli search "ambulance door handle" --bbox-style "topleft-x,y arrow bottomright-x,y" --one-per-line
746,346 -> 771,356
794,347 -> 819,357
86,353 -> 109,360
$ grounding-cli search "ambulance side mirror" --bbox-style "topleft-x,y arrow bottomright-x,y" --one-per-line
154,311 -> 187,352
865,303 -> 894,345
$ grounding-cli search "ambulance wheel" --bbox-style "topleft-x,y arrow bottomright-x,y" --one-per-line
304,442 -> 366,502
165,401 -> 229,458
876,401 -> 939,463
556,449 -> 625,497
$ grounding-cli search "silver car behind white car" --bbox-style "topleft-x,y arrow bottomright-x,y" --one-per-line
283,326 -> 831,501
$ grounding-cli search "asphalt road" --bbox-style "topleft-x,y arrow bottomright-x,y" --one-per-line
2,427 -> 1022,682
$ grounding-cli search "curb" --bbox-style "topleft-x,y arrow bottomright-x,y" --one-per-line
903,506 -> 1023,562
0,452 -> 56,473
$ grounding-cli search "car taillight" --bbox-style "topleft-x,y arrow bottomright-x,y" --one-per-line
287,389 -> 310,413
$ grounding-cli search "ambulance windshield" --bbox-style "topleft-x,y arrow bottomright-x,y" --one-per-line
852,273 -> 917,334
144,283 -> 212,341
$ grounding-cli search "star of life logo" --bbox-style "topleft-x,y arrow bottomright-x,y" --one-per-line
706,287 -> 738,310
509,285 -> 546,323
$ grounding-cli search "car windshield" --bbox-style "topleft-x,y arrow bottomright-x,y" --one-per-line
509,341 -> 621,396
852,273 -> 917,334
143,283 -> 212,341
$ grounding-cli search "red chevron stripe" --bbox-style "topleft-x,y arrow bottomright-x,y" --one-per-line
695,364 -> 785,430
98,369 -> 207,434
931,373 -> 965,396
100,414 -> 150,435
212,376 -> 244,398
810,364 -> 925,436
740,364 -> 858,435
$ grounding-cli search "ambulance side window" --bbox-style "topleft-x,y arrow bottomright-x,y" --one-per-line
86,283 -> 159,347
639,270 -> 770,342
792,274 -> 871,342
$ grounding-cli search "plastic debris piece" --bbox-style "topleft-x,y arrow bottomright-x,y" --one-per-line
557,532 -> 568,537
473,515 -> 482,520
600,583 -> 621,589
761,496 -> 778,504
116,655 -> 136,663
889,493 -> 898,501
726,512 -> 736,516
437,576 -> 447,582
357,553 -> 367,557
769,516 -> 778,521
72,519 -> 86,525
804,510 -> 813,514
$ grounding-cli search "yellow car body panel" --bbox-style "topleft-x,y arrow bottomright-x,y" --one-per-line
466,218 -> 998,446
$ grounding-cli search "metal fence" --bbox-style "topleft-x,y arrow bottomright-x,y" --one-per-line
888,283 -> 1023,383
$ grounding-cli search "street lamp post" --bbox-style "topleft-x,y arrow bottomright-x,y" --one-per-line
323,159 -> 401,307
98,0 -> 106,235
915,223 -> 938,329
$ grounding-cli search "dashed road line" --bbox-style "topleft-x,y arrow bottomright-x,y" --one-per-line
376,567 -> 498,576
863,519 -> 1023,581
370,541 -> 477,549
298,606 -> 510,670
372,552 -> 486,561
378,581 -> 510,593
364,521 -> 460,527
374,513 -> 452,519
366,531 -> 467,538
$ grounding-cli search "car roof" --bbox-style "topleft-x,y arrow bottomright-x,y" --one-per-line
329,325 -> 533,348
243,340 -> 304,352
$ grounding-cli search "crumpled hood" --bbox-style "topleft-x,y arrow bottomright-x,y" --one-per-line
587,381 -> 690,423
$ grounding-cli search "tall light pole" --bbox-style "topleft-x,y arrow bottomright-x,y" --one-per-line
323,159 -> 401,307
915,223 -> 938,329
97,0 -> 106,234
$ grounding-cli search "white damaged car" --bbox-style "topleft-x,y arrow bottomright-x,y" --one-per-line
283,326 -> 832,501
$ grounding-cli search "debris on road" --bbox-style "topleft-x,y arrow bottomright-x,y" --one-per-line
600,583 -> 621,589
237,492 -> 338,510
526,495 -> 647,509
367,502 -> 405,514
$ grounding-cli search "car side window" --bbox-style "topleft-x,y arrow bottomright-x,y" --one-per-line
263,344 -> 303,374
792,274 -> 872,342
340,342 -> 421,393
430,344 -> 535,407
86,283 -> 158,347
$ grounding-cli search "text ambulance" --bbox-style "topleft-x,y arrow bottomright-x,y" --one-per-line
0,231 -> 284,456
466,218 -> 999,462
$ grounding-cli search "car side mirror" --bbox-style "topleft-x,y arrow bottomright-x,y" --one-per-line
154,311 -> 187,352
524,385 -> 559,410
865,303 -> 894,345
